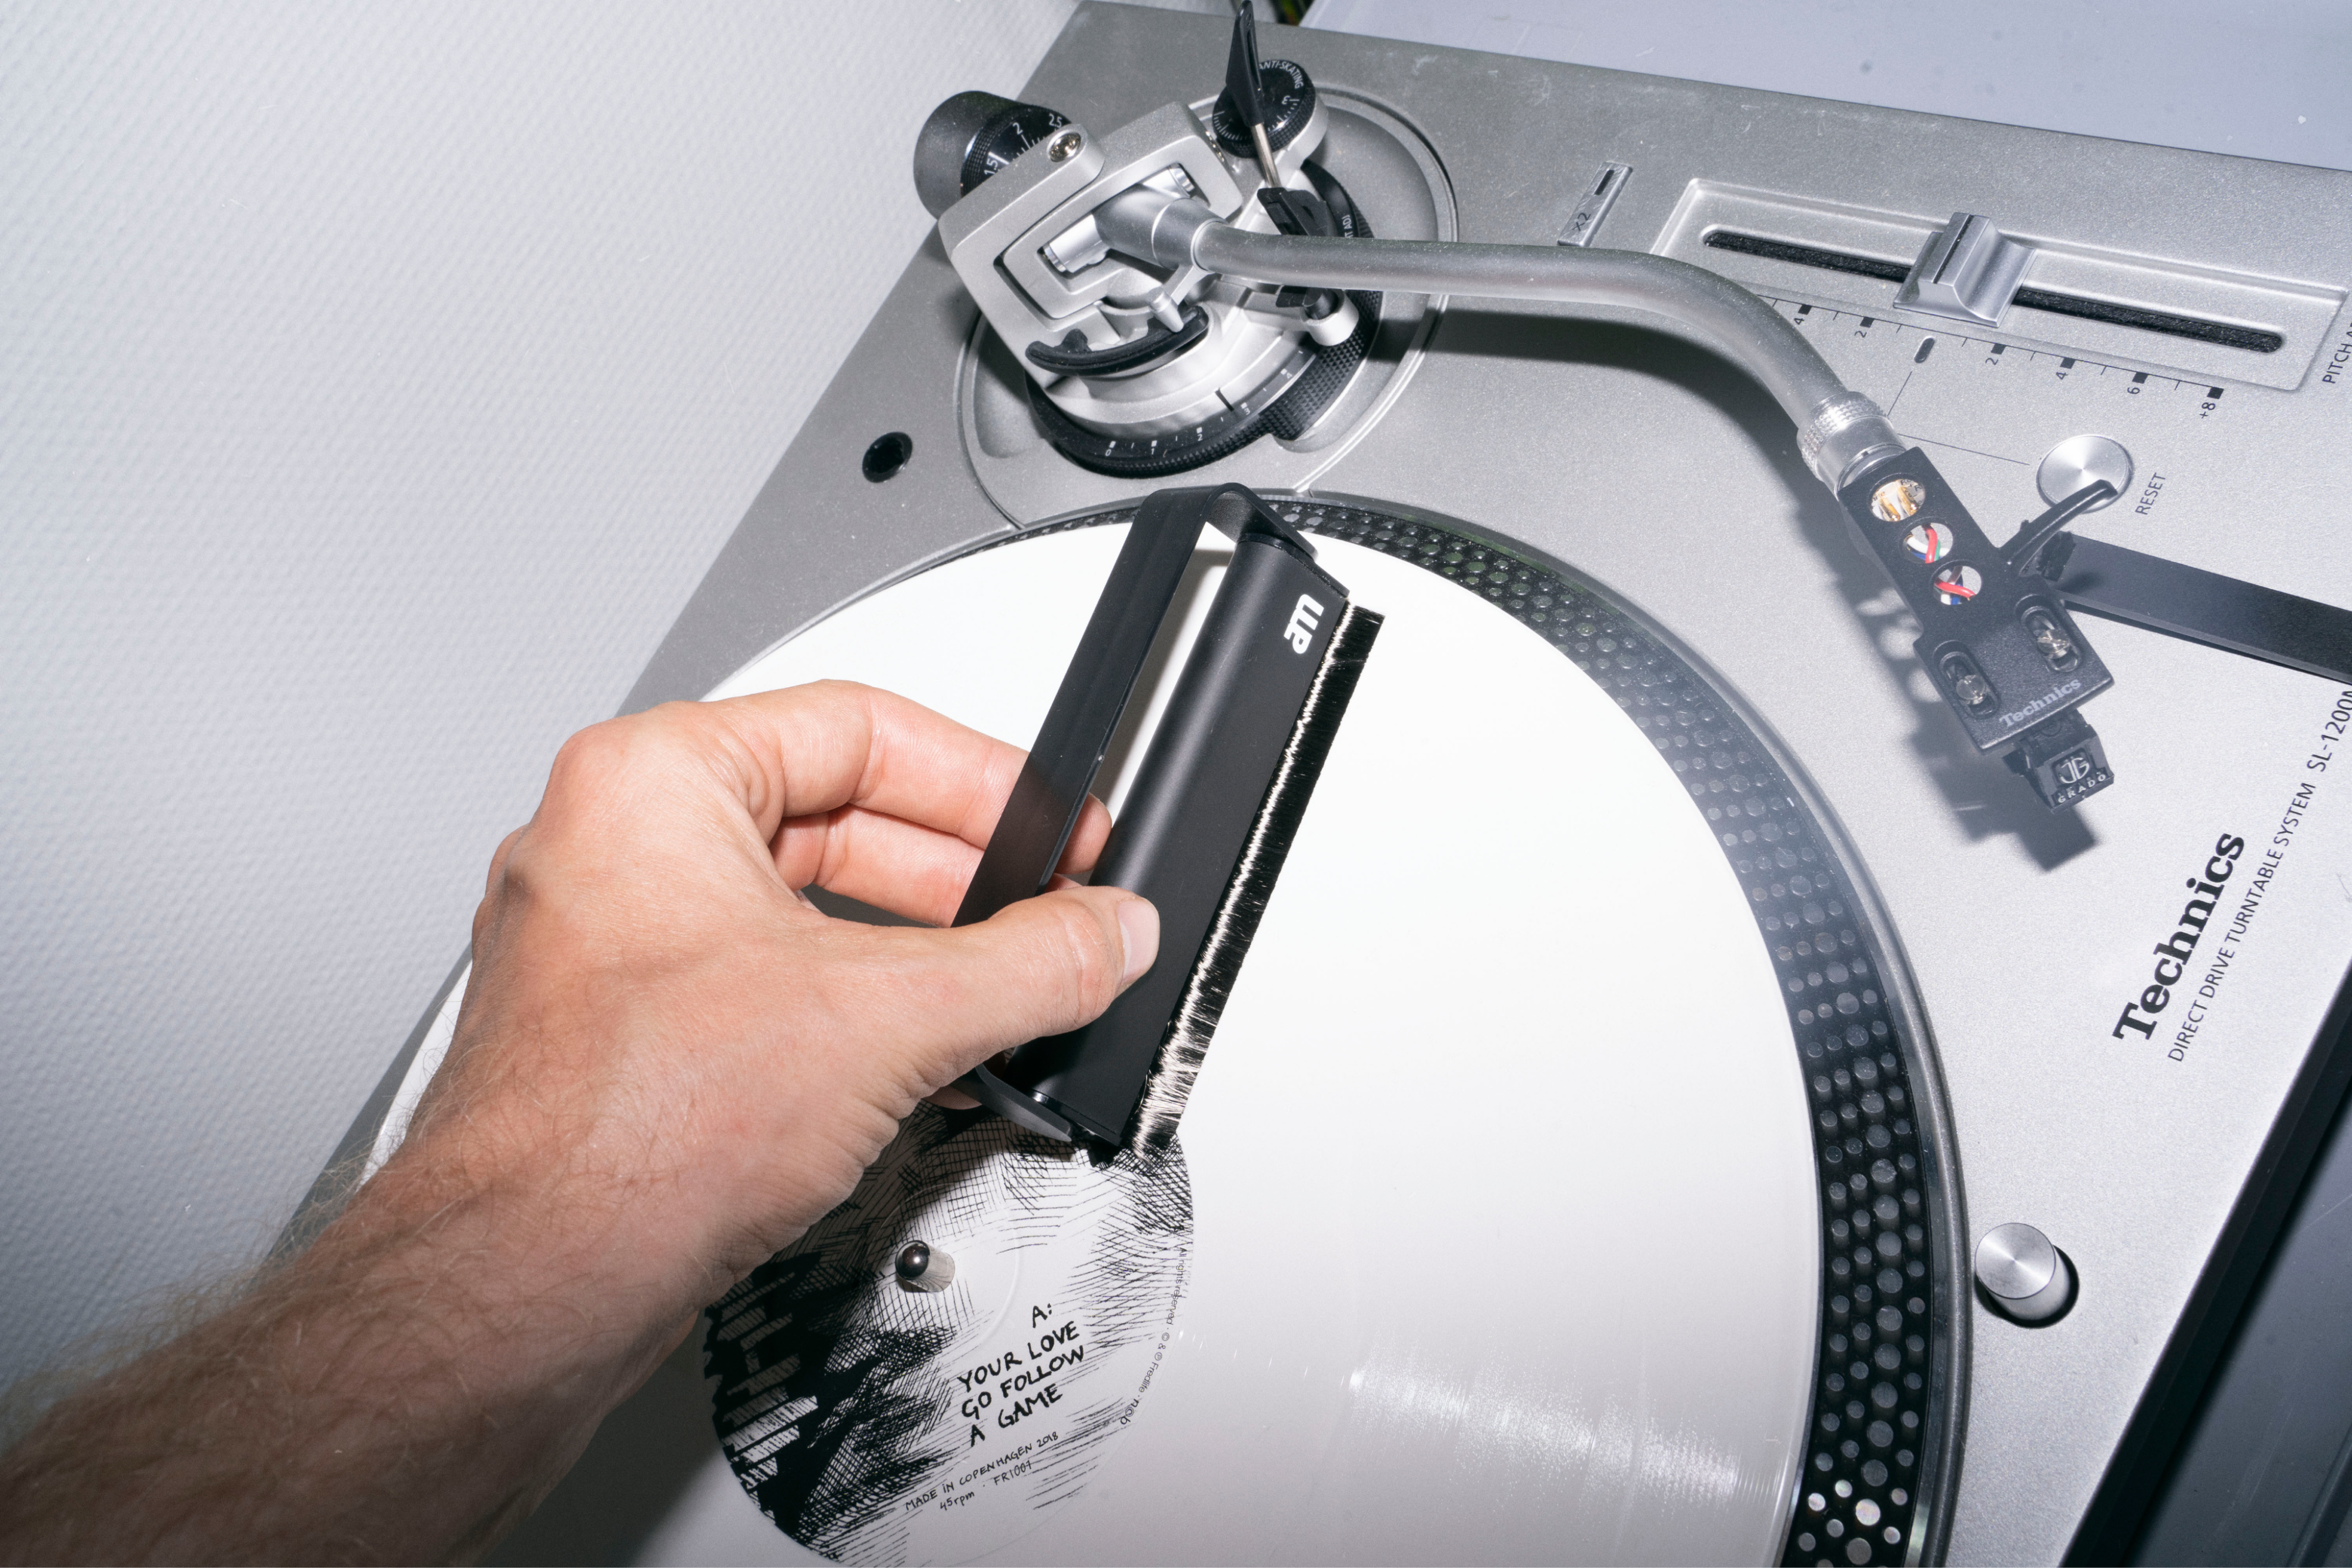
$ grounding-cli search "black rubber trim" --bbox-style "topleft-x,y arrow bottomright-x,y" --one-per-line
2069,957 -> 2352,1563
1701,229 -> 2286,353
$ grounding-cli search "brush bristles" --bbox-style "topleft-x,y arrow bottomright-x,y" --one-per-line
1127,600 -> 1384,1154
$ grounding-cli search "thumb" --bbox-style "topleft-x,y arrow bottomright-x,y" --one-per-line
879,886 -> 1160,1092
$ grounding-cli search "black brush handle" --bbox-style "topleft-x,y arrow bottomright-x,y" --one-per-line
946,496 -> 1205,1140
951,495 -> 1204,928
1002,520 -> 1347,1145
954,486 -> 1342,1144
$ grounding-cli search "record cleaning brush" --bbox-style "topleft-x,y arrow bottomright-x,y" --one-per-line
948,484 -> 1381,1154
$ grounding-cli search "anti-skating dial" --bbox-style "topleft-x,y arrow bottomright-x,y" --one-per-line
1211,58 -> 1318,159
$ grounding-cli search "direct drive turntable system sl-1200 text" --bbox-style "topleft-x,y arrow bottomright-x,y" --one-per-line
353,8 -> 2352,1564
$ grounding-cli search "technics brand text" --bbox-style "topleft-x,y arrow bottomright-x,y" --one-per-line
2149,691 -> 2344,1064
1999,677 -> 2084,732
2113,834 -> 2245,1040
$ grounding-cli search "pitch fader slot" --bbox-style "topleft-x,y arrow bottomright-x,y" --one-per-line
1703,230 -> 2286,354
1656,182 -> 2343,390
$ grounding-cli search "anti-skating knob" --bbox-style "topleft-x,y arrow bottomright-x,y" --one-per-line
1211,59 -> 1318,159
1210,4 -> 1317,163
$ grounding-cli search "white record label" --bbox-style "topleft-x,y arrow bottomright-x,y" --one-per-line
706,1112 -> 1190,1564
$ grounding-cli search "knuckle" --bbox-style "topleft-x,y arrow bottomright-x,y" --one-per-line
547,706 -> 700,800
484,827 -> 524,891
549,718 -> 633,786
804,677 -> 881,712
775,679 -> 869,738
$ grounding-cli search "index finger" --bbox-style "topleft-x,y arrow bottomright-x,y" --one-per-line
694,680 -> 1025,850
688,682 -> 1112,918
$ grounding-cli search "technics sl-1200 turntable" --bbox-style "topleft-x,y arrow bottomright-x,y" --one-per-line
344,7 -> 2352,1563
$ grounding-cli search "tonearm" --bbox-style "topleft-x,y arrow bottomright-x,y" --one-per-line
912,5 -> 2352,814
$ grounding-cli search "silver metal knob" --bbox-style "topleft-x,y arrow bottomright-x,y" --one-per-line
1896,212 -> 2032,327
896,1240 -> 956,1293
1975,1222 -> 2076,1324
2036,435 -> 2133,511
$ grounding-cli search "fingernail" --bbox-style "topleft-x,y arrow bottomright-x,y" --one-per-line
1117,898 -> 1159,986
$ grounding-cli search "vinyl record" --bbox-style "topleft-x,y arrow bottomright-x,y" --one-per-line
694,502 -> 1954,1566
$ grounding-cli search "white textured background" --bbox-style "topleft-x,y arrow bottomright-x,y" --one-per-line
1314,0 -> 2347,170
2,0 -> 2344,1441
0,0 -> 1225,1399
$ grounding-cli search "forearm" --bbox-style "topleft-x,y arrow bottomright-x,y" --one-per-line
0,1132 -> 687,1565
0,684 -> 1151,1563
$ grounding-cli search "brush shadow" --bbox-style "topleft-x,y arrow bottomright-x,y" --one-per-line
1432,309 -> 2096,869
804,884 -> 925,927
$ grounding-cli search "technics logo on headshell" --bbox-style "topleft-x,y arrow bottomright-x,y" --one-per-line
2112,833 -> 2246,1041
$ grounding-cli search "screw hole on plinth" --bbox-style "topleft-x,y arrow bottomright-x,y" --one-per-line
863,432 -> 913,483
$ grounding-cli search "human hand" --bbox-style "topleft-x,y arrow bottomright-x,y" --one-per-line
395,678 -> 1160,1326
0,680 -> 1157,1565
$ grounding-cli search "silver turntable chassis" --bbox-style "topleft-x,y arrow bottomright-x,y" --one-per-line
572,6 -> 2352,1563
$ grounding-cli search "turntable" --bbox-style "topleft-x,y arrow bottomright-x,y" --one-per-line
343,7 -> 2352,1563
